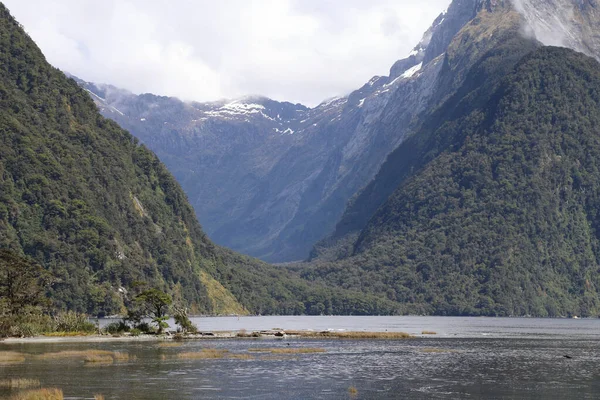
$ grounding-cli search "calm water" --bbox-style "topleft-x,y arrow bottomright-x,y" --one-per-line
2,317 -> 600,399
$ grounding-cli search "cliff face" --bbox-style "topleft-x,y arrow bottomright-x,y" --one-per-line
513,0 -> 600,58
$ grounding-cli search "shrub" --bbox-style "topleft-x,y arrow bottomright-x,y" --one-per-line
173,307 -> 197,334
52,311 -> 96,333
104,321 -> 130,334
0,312 -> 53,338
135,322 -> 154,334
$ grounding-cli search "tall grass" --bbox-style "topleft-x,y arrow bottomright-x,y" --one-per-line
10,388 -> 63,400
0,314 -> 53,338
52,311 -> 96,333
1,311 -> 95,338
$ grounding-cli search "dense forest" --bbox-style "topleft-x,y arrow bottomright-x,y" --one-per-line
301,46 -> 600,317
0,3 -> 398,317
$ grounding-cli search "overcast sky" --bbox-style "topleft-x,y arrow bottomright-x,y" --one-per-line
5,0 -> 449,106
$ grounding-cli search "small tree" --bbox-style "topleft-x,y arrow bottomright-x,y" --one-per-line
135,289 -> 172,334
0,249 -> 51,315
172,305 -> 198,334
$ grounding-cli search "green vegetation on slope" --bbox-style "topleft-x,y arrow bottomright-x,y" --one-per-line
302,46 -> 600,317
0,3 -> 217,314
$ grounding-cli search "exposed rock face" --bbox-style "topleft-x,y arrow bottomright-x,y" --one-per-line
512,0 -> 600,58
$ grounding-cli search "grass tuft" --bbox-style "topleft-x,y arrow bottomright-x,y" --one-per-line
157,342 -> 183,348
0,379 -> 40,389
421,331 -> 437,335
35,350 -> 114,360
0,351 -> 26,364
113,352 -> 131,362
84,355 -> 113,364
35,350 -> 132,364
348,386 -> 358,396
10,388 -> 63,400
178,349 -> 229,359
94,395 -> 105,400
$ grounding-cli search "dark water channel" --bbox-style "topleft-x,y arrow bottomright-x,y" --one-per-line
2,317 -> 600,399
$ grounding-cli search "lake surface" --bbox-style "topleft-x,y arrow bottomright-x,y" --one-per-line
3,317 -> 600,399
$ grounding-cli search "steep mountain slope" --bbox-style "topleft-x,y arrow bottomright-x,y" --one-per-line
300,43 -> 600,317
0,3 -> 400,316
320,0 -> 600,255
76,0 -> 492,262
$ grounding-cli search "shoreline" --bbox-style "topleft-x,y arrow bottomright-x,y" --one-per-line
0,330 -> 418,344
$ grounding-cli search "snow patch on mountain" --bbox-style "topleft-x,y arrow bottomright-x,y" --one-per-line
401,62 -> 423,79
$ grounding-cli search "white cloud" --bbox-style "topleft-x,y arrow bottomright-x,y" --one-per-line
5,0 -> 449,106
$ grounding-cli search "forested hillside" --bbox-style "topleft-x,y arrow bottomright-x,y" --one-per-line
301,46 -> 600,317
0,3 -> 398,316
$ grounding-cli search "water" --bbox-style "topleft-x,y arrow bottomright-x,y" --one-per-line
2,317 -> 600,399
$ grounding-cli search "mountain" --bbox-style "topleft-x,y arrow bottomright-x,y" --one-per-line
0,3 -> 400,316
74,0 -> 501,263
300,2 -> 600,317
86,0 -> 600,264
319,0 -> 600,251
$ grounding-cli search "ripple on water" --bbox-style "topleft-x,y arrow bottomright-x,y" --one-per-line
5,320 -> 600,399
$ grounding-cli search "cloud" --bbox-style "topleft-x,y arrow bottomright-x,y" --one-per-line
5,0 -> 449,106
